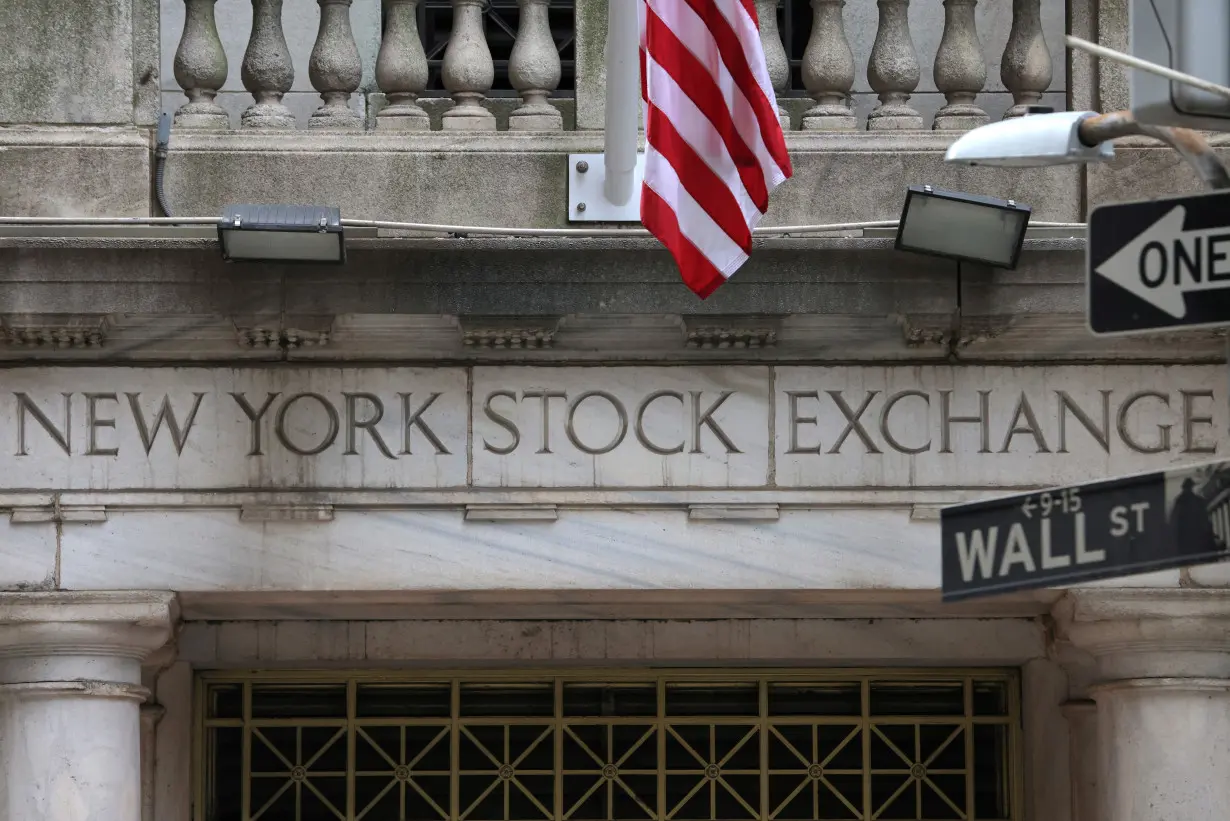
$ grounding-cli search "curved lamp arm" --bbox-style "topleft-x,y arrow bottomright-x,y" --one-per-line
1077,110 -> 1230,191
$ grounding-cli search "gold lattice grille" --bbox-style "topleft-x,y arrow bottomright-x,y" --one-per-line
195,670 -> 1020,821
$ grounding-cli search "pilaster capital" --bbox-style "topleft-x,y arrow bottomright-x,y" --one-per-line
0,591 -> 178,663
1052,588 -> 1230,681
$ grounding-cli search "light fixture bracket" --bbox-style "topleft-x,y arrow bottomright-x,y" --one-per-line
218,204 -> 345,264
895,185 -> 1033,270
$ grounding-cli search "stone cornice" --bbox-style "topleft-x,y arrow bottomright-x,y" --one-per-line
0,592 -> 178,661
1058,588 -> 1230,622
1053,589 -> 1230,681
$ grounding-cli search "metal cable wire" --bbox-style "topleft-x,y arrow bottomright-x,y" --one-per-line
0,216 -> 1088,236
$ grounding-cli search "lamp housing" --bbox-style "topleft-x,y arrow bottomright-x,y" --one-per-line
895,186 -> 1032,270
943,111 -> 1115,168
218,204 -> 345,264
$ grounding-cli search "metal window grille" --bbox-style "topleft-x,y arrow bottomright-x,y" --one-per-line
777,0 -> 825,96
196,669 -> 1021,821
405,1 -> 820,96
415,0 -> 577,95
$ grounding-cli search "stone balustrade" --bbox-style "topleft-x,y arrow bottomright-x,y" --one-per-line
166,0 -> 1062,132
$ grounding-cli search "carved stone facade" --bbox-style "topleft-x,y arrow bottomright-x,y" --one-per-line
2,0 -> 1229,819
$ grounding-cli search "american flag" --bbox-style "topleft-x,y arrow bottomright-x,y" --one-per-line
638,0 -> 794,299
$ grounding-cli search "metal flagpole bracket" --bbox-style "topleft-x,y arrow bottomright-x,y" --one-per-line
567,153 -> 647,222
568,0 -> 644,223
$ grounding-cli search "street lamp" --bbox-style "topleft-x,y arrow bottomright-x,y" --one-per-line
945,108 -> 1230,191
894,185 -> 1033,269
217,204 -> 346,264
944,110 -> 1114,167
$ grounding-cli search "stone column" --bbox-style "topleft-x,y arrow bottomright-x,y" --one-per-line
1058,589 -> 1230,821
1062,700 -> 1099,821
0,592 -> 177,821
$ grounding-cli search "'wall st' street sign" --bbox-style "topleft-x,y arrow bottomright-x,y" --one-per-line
941,460 -> 1230,601
1088,191 -> 1230,336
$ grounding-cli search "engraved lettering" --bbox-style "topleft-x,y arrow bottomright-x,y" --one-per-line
635,390 -> 685,455
827,390 -> 882,454
939,390 -> 991,453
15,392 -> 72,456
785,391 -> 820,454
230,392 -> 279,456
1056,390 -> 1110,453
482,390 -> 520,455
523,390 -> 567,454
126,393 -> 205,456
879,390 -> 930,454
344,393 -> 395,459
274,393 -> 340,456
1117,391 -> 1172,454
565,391 -> 628,455
1210,234 -> 1230,280
999,393 -> 1050,453
691,391 -> 740,454
399,392 -> 449,455
85,393 -> 119,456
1181,389 -> 1217,454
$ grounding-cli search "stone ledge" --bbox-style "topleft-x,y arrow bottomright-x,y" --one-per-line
0,591 -> 178,626
0,127 -> 150,218
164,130 -> 968,154
175,588 -> 1063,621
159,137 -> 1082,228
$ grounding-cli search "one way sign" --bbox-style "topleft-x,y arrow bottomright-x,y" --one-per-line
1088,190 -> 1230,335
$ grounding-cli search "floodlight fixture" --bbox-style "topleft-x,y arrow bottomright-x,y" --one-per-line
943,110 -> 1115,168
895,185 -> 1032,270
218,204 -> 345,264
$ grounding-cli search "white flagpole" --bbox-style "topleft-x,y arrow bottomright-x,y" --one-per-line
603,0 -> 640,207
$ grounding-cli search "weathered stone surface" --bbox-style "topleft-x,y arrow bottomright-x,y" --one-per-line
177,616 -> 1050,664
0,367 -> 468,490
0,364 -> 1220,491
54,507 -> 1184,593
1086,145 -> 1230,213
472,366 -> 770,488
158,132 -> 1082,225
0,130 -> 149,218
775,364 -> 1223,488
0,0 -> 143,124
0,520 -> 56,591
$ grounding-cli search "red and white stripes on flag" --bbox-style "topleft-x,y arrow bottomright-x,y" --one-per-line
638,0 -> 794,299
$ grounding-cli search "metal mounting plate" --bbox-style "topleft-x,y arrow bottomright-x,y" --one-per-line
567,153 -> 646,223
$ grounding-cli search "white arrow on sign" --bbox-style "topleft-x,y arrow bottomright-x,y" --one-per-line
1094,205 -> 1230,319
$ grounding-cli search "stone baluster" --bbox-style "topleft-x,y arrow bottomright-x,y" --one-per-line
442,0 -> 497,130
376,0 -> 431,129
173,0 -> 230,129
308,0 -> 364,128
241,0 -> 296,128
508,0 -> 562,130
1000,0 -> 1052,118
866,0 -> 923,130
801,0 -> 856,130
932,0 -> 988,129
754,0 -> 791,130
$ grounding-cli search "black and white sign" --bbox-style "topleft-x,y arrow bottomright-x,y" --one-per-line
941,460 -> 1230,601
1088,191 -> 1230,335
